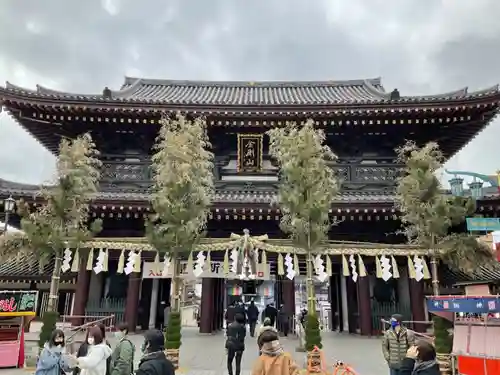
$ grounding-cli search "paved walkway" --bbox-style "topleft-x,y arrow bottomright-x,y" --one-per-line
14,328 -> 388,375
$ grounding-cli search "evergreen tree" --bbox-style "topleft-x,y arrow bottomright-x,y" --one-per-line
267,119 -> 339,350
395,140 -> 495,295
146,113 -> 214,316
0,133 -> 102,313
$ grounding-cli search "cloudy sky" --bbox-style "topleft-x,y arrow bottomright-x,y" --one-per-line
0,0 -> 499,184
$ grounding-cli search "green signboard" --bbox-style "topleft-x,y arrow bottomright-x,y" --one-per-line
0,291 -> 38,316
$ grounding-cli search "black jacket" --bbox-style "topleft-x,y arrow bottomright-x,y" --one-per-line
225,322 -> 246,352
136,351 -> 175,375
225,306 -> 236,322
247,304 -> 259,322
263,306 -> 277,322
399,358 -> 440,375
234,305 -> 247,323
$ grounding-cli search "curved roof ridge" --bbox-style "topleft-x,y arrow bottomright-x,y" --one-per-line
402,87 -> 469,99
122,76 -> 383,88
0,177 -> 40,190
5,81 -> 37,93
399,84 -> 499,100
35,84 -> 102,98
467,84 -> 499,96
363,78 -> 389,99
114,78 -> 143,98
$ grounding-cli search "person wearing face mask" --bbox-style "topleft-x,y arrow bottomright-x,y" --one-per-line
109,322 -> 135,375
400,341 -> 439,375
72,326 -> 112,375
136,329 -> 175,375
35,329 -> 72,375
382,314 -> 415,375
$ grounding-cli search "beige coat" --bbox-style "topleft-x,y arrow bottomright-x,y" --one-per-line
252,352 -> 299,375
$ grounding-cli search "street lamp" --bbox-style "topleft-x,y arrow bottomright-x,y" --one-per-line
3,196 -> 15,233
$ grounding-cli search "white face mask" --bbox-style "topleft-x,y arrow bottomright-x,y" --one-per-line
87,337 -> 94,345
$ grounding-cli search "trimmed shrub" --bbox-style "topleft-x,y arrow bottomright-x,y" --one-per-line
433,315 -> 453,354
164,312 -> 181,349
304,314 -> 322,352
38,311 -> 59,349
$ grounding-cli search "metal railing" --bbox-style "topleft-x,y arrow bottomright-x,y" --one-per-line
380,318 -> 434,341
62,315 -> 115,353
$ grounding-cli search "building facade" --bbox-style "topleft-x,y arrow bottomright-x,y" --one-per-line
0,77 -> 499,334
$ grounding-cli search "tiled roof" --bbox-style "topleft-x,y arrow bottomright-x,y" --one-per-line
2,76 -> 499,106
0,178 -> 395,204
0,253 -> 76,281
440,263 -> 500,286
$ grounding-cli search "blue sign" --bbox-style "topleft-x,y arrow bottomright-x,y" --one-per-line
427,297 -> 500,313
466,217 -> 500,232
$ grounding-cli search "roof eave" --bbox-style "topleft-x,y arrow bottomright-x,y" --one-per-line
1,88 -> 500,112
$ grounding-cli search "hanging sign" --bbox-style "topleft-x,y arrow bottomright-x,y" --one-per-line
237,133 -> 263,172
142,261 -> 271,280
466,217 -> 500,232
427,296 -> 500,313
0,291 -> 38,316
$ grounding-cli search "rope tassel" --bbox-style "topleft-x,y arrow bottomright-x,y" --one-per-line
277,253 -> 284,276
358,254 -> 367,277
375,256 -> 383,278
391,256 -> 400,279
407,256 -> 416,279
71,249 -> 80,273
342,254 -> 350,276
117,250 -> 125,274
86,249 -> 94,271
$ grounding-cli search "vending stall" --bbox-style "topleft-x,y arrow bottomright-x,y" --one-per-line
0,290 -> 38,368
427,284 -> 500,375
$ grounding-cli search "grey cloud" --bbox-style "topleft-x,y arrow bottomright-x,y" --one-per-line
0,0 -> 499,182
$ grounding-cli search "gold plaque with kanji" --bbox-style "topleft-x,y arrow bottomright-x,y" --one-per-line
237,134 -> 263,172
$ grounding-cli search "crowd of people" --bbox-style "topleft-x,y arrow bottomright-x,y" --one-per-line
34,309 -> 442,375
35,322 -> 175,375
224,300 -> 295,337
225,312 -> 299,375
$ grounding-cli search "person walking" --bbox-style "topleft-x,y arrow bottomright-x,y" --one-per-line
382,314 -> 415,375
247,300 -> 259,337
225,313 -> 247,375
225,301 -> 236,329
278,304 -> 290,337
73,326 -> 112,375
35,329 -> 72,375
252,330 -> 299,375
136,330 -> 175,375
399,341 -> 439,375
96,323 -> 112,375
257,318 -> 278,355
109,322 -> 135,375
263,303 -> 277,327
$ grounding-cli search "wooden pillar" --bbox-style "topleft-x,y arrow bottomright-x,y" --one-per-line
409,279 -> 427,333
216,278 -> 224,330
200,278 -> 214,334
329,275 -> 339,331
124,274 -> 141,332
71,255 -> 91,326
346,278 -> 358,333
357,276 -> 372,336
211,279 -> 219,332
282,279 -> 295,317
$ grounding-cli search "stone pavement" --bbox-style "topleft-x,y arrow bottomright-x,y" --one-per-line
11,328 -> 388,375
